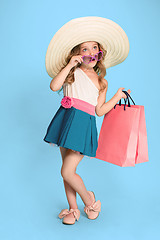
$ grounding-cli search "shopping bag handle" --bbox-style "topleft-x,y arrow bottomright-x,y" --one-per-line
123,91 -> 135,105
114,90 -> 136,111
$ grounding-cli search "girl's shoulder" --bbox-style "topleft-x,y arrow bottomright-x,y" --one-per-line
102,78 -> 108,86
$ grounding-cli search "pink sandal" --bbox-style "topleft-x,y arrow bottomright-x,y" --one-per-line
58,208 -> 80,225
84,191 -> 101,220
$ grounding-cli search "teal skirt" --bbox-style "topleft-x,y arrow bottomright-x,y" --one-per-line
43,104 -> 98,157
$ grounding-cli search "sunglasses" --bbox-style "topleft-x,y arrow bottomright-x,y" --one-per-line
81,50 -> 103,64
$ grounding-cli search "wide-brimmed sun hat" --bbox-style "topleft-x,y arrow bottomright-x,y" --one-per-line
45,16 -> 130,78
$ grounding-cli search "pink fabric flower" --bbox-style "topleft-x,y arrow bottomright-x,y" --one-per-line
61,96 -> 74,108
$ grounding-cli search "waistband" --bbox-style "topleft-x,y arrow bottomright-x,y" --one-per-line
61,96 -> 95,116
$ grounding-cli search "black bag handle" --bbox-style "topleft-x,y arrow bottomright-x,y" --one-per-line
123,91 -> 136,105
114,90 -> 136,111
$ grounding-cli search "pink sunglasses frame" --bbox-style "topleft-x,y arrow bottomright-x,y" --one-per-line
82,50 -> 103,64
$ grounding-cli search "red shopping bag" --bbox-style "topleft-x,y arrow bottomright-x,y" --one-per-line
95,91 -> 149,167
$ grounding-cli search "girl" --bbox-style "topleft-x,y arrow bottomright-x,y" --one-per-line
43,16 -> 131,225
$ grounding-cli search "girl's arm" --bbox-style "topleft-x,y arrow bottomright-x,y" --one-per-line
50,55 -> 83,91
50,64 -> 72,91
95,79 -> 130,117
96,93 -> 121,117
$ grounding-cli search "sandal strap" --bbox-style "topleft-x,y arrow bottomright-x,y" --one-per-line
84,200 -> 101,214
58,208 -> 80,221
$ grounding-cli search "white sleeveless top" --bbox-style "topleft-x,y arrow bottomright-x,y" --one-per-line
62,67 -> 99,106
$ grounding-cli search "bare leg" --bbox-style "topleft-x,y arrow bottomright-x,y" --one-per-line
59,147 -> 78,209
60,148 -> 93,207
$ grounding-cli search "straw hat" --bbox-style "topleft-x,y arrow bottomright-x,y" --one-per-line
45,16 -> 130,78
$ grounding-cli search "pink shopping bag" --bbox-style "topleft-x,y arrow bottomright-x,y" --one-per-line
95,91 -> 149,167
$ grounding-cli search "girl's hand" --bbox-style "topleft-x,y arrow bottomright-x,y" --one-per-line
116,87 -> 131,99
68,55 -> 83,68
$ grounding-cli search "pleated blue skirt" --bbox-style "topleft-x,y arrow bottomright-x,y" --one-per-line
43,97 -> 98,157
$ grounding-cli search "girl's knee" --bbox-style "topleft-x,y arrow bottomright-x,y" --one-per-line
60,149 -> 84,180
61,166 -> 74,181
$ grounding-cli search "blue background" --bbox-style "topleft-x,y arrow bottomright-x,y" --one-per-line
0,0 -> 159,239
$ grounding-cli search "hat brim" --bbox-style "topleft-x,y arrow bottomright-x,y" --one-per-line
45,16 -> 130,78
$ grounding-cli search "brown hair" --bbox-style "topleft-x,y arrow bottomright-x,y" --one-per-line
57,41 -> 108,95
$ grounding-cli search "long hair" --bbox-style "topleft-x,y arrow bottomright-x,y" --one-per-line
57,42 -> 108,95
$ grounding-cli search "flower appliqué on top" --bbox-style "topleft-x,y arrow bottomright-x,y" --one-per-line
61,96 -> 74,108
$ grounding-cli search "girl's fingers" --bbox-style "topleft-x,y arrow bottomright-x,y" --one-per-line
78,55 -> 83,62
76,56 -> 82,64
79,56 -> 83,63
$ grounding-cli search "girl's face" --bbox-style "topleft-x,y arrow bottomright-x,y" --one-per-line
79,41 -> 99,67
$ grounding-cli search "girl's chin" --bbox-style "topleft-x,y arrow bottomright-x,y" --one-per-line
82,60 -> 97,66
